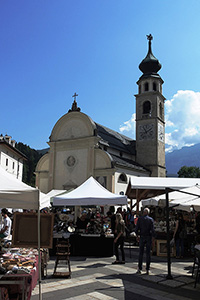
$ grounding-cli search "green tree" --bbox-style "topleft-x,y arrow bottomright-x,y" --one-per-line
178,166 -> 200,178
15,142 -> 44,186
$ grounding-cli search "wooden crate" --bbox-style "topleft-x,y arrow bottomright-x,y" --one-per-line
156,239 -> 176,257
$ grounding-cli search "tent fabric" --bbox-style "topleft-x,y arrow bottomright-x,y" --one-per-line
0,165 -> 50,209
0,165 -> 49,300
168,185 -> 200,212
142,185 -> 200,212
53,176 -> 127,206
141,197 -> 166,207
46,189 -> 67,203
126,177 -> 200,200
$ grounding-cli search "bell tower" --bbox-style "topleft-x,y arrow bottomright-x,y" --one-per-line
135,34 -> 166,177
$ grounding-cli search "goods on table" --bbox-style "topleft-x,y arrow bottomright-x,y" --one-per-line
0,248 -> 38,275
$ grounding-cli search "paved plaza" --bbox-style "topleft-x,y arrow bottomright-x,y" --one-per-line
32,246 -> 200,300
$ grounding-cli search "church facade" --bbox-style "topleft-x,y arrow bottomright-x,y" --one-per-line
35,35 -> 166,195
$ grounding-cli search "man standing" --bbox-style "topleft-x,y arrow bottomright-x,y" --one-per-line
0,208 -> 12,238
135,208 -> 155,274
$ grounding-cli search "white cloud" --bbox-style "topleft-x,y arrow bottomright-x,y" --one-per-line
119,90 -> 200,153
165,90 -> 200,152
119,113 -> 136,138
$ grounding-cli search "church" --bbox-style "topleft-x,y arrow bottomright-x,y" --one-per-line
35,35 -> 166,196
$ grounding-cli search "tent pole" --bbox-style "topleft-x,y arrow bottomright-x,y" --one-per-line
38,193 -> 42,300
166,188 -> 173,279
136,189 -> 139,215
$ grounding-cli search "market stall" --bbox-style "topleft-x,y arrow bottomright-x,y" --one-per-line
0,248 -> 39,300
141,185 -> 200,255
52,177 -> 127,257
126,177 -> 200,279
0,164 -> 50,299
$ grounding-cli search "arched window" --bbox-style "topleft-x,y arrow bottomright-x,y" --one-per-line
118,173 -> 127,184
143,101 -> 151,115
159,102 -> 163,118
144,82 -> 149,91
153,82 -> 157,91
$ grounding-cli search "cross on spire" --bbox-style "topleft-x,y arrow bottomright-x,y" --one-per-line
147,34 -> 153,41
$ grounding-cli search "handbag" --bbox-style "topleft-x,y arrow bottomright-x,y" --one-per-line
170,238 -> 175,247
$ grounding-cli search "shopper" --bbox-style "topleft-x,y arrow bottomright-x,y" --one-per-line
0,208 -> 12,238
135,208 -> 155,274
195,212 -> 200,234
112,213 -> 125,264
173,213 -> 186,258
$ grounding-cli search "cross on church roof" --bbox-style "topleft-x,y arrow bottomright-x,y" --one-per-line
72,92 -> 78,101
68,92 -> 81,113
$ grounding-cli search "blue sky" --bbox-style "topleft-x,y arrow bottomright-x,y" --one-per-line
1,0 -> 200,152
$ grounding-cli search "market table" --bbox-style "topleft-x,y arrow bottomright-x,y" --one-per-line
0,255 -> 39,300
50,233 -> 114,257
70,234 -> 114,257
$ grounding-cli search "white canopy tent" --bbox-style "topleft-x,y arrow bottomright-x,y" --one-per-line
0,164 -> 50,300
141,197 -> 166,208
0,164 -> 50,210
46,189 -> 67,204
53,176 -> 127,206
126,177 -> 200,202
141,185 -> 200,212
167,185 -> 200,212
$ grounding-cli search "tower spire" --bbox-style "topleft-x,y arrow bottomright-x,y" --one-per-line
147,34 -> 153,54
139,34 -> 161,77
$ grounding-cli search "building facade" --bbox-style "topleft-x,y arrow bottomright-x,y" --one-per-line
35,35 -> 166,194
0,134 -> 26,181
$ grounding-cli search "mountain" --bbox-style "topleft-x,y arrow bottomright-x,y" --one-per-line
166,143 -> 200,176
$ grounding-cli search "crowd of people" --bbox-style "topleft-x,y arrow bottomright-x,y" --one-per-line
111,208 -> 200,275
70,207 -> 139,235
1,205 -> 200,276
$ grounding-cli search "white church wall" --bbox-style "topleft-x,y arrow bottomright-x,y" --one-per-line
50,112 -> 96,141
114,168 -> 150,195
54,148 -> 89,189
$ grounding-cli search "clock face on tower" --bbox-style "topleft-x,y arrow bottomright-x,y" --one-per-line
138,123 -> 155,140
158,123 -> 164,143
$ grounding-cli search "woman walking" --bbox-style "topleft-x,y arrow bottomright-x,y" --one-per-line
112,213 -> 125,264
173,213 -> 186,258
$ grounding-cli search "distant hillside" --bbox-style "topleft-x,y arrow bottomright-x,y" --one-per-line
166,143 -> 200,176
15,143 -> 47,186
37,148 -> 49,155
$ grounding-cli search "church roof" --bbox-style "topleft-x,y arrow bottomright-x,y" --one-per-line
95,123 -> 136,155
109,153 -> 150,173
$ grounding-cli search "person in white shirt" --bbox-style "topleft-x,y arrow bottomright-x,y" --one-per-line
0,208 -> 12,238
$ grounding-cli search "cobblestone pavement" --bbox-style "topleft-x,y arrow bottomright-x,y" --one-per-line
32,246 -> 200,300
